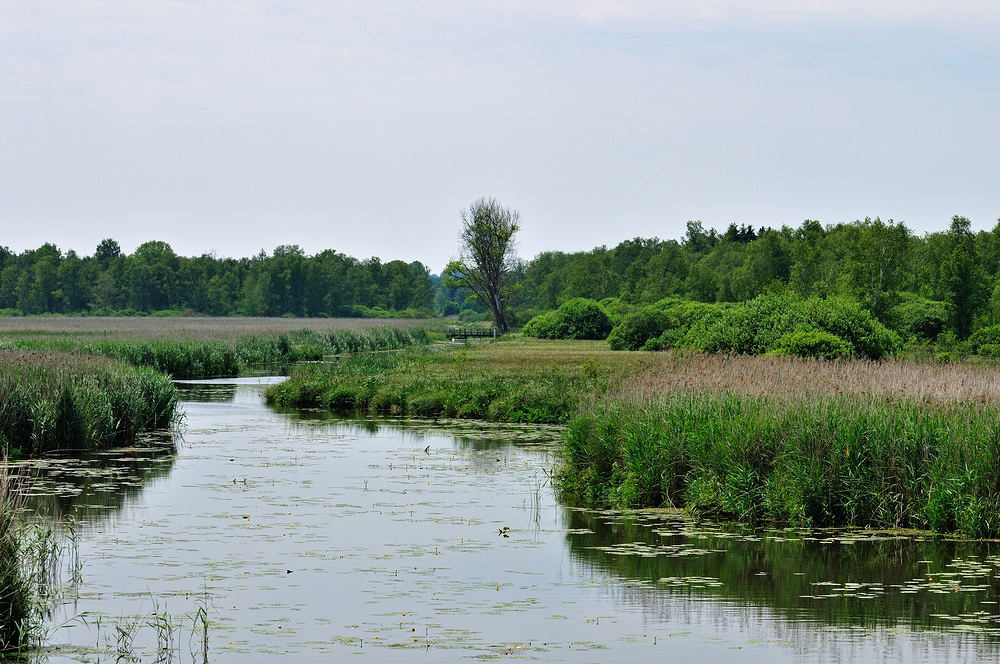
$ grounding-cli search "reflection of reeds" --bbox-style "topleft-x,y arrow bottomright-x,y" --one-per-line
0,351 -> 178,456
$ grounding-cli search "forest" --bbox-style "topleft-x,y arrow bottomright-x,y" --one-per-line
3,215 -> 1000,347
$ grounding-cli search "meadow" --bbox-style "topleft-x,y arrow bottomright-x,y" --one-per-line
265,337 -> 651,423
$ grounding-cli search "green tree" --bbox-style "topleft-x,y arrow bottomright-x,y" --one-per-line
941,216 -> 990,339
443,197 -> 521,333
845,218 -> 911,322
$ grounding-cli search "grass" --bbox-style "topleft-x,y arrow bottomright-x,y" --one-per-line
2,322 -> 433,379
0,464 -> 60,656
0,350 -> 178,456
266,337 -> 652,423
562,352 -> 1000,536
0,466 -> 31,653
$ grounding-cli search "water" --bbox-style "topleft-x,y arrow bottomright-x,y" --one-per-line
23,379 -> 1000,662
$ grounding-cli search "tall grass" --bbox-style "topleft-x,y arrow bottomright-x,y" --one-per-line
4,326 -> 432,379
266,345 -> 590,423
0,467 -> 30,653
0,351 -> 178,456
0,465 -> 58,656
562,353 -> 1000,536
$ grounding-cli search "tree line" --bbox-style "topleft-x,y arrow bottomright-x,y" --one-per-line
4,214 -> 1000,344
0,239 -> 434,317
514,216 -> 1000,342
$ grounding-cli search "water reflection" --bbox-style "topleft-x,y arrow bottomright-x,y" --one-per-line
565,508 -> 1000,642
16,439 -> 176,526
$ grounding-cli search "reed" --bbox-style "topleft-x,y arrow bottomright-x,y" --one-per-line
562,353 -> 1000,536
0,466 -> 30,653
0,351 -> 178,456
265,341 -> 606,423
4,326 -> 432,379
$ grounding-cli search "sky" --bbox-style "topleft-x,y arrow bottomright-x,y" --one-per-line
1,1 -> 998,273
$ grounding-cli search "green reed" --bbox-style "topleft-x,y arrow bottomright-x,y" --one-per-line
6,326 -> 431,379
562,391 -> 1000,535
0,351 -> 178,456
265,347 -> 588,424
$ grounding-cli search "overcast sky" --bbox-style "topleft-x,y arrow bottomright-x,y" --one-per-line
2,1 -> 998,272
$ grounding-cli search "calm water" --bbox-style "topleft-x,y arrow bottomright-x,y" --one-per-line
23,379 -> 1000,662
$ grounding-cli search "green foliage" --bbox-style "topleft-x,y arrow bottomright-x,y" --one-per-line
522,298 -> 613,340
0,351 -> 178,456
775,330 -> 853,359
561,393 -> 1000,536
10,326 -> 432,379
967,325 -> 1000,355
677,293 -> 900,360
607,308 -> 671,351
890,293 -> 949,340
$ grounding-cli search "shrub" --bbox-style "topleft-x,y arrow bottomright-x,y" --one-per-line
607,308 -> 670,351
775,330 -> 853,359
679,293 -> 900,361
522,311 -> 563,339
968,325 -> 1000,355
890,293 -> 949,341
523,299 -> 613,340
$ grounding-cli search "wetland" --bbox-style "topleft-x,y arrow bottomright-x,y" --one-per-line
15,376 -> 1000,662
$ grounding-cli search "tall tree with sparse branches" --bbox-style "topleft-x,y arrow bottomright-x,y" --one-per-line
443,197 -> 521,334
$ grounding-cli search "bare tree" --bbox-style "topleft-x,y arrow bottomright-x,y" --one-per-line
443,197 -> 521,334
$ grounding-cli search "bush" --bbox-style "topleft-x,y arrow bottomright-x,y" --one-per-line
607,308 -> 670,351
523,299 -> 613,340
890,293 -> 949,341
968,325 -> 1000,355
679,293 -> 900,361
775,330 -> 853,359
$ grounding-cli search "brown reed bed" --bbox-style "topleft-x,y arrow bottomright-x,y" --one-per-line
0,316 -> 427,343
615,351 -> 1000,404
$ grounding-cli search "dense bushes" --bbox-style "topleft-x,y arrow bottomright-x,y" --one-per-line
601,292 -> 901,360
523,298 -> 614,340
0,351 -> 178,456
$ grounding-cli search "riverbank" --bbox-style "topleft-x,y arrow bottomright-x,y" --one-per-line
562,353 -> 1000,536
265,338 -> 651,423
267,339 -> 1000,535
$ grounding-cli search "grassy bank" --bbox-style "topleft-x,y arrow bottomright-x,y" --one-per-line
0,351 -> 178,456
3,324 -> 432,379
265,338 -> 650,423
562,353 -> 1000,536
